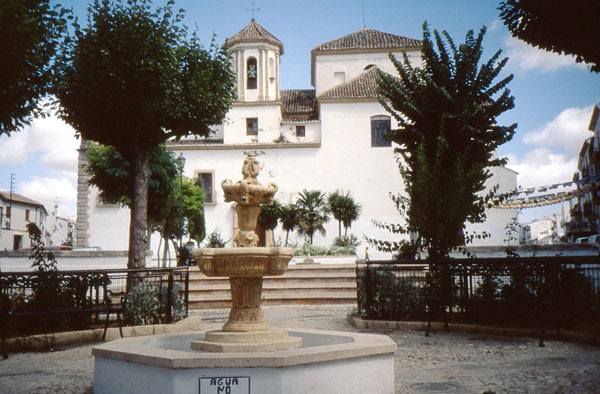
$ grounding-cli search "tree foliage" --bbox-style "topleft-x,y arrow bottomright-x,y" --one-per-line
0,0 -> 68,134
373,23 -> 516,259
159,176 -> 206,245
327,190 -> 362,237
85,143 -> 177,223
296,189 -> 330,245
54,0 -> 236,268
499,0 -> 600,73
85,143 -> 206,253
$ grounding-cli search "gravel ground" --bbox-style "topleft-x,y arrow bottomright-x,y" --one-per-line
1,305 -> 599,394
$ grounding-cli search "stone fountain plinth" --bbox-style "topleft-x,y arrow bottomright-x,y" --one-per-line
191,152 -> 301,352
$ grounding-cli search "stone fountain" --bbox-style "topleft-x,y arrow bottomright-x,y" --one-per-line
190,151 -> 301,352
92,152 -> 396,394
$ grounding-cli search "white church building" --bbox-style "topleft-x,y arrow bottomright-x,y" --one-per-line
75,20 -> 518,260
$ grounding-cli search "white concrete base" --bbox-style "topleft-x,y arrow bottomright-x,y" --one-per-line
93,329 -> 396,394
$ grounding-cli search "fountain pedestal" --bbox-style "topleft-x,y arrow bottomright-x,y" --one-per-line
190,247 -> 301,352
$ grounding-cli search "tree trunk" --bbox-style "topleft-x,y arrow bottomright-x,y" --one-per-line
128,148 -> 151,270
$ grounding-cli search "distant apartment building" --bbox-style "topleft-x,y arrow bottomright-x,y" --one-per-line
0,191 -> 48,250
565,104 -> 600,241
519,217 -> 556,245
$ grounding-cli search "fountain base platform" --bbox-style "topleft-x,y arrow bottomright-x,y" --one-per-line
93,328 -> 396,394
191,328 -> 302,352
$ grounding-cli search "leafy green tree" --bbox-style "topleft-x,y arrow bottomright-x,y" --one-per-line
54,0 -> 236,269
327,190 -> 362,237
85,143 -> 205,265
158,176 -> 206,249
85,143 -> 177,226
296,190 -> 330,245
499,0 -> 600,73
373,23 -> 516,260
0,0 -> 68,134
279,203 -> 299,246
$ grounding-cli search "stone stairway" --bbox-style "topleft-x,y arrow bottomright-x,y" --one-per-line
188,263 -> 357,309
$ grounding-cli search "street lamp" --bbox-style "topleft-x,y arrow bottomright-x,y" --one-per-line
176,153 -> 186,251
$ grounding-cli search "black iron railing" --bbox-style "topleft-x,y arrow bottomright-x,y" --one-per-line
0,267 -> 190,336
357,256 -> 600,328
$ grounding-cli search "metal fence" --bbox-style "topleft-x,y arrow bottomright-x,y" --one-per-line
356,256 -> 600,327
0,266 -> 190,332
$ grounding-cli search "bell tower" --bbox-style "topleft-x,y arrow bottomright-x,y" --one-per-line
224,19 -> 283,103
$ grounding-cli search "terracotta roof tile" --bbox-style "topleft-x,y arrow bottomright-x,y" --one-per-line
318,67 -> 383,100
281,89 -> 318,121
224,19 -> 284,54
313,28 -> 421,53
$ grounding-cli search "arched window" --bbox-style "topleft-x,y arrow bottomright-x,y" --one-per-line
247,57 -> 257,89
371,115 -> 391,147
268,57 -> 274,82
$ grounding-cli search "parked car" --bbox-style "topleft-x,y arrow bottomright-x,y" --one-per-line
587,234 -> 600,245
575,237 -> 590,244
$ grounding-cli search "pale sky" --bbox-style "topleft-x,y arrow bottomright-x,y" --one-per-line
1,0 -> 598,222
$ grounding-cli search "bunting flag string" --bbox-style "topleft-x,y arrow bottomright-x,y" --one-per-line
492,176 -> 600,210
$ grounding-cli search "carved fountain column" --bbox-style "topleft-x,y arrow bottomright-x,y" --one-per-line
191,152 -> 301,352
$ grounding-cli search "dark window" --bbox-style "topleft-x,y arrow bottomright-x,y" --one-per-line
246,118 -> 258,136
25,209 -> 30,222
296,125 -> 306,137
247,57 -> 257,89
371,115 -> 391,147
13,235 -> 22,251
6,206 -> 11,218
198,172 -> 214,203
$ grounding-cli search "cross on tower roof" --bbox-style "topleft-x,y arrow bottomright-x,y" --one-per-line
247,0 -> 260,20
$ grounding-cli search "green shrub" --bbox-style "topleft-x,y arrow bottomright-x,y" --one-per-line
293,241 -> 357,256
124,280 -> 185,326
360,268 -> 426,320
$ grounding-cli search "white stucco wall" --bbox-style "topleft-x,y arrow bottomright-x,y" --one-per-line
224,104 -> 282,144
314,50 -> 421,95
87,187 -> 131,251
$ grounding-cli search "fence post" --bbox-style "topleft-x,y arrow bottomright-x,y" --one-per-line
365,262 -> 372,316
167,273 -> 174,324
184,270 -> 190,317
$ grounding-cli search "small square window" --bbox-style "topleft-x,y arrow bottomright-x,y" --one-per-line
296,125 -> 306,137
246,118 -> 258,136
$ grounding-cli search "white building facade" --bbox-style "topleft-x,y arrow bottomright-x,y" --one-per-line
76,20 -> 518,260
0,191 -> 48,251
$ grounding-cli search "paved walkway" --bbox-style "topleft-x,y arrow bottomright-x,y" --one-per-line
1,305 -> 599,393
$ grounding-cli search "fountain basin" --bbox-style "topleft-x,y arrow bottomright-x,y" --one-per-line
93,328 -> 396,394
194,247 -> 293,277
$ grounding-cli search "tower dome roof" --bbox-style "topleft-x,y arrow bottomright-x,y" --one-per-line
224,19 -> 284,54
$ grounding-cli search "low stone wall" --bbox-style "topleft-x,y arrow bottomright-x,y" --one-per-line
0,250 -> 154,272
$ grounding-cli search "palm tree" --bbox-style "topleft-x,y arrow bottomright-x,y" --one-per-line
258,201 -> 281,245
296,189 -> 329,245
327,191 -> 362,237
279,203 -> 299,246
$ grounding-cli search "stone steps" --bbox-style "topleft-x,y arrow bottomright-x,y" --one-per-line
188,263 -> 357,309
